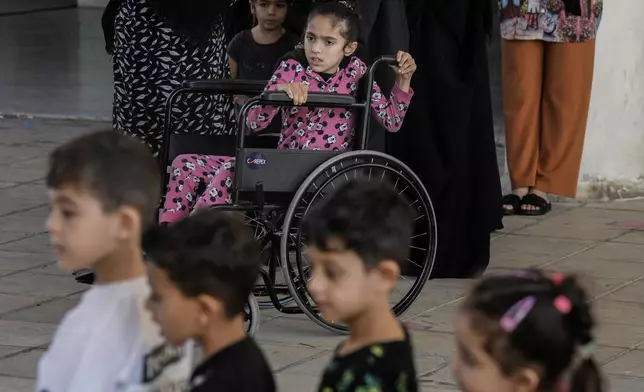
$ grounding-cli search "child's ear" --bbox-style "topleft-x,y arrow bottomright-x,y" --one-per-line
115,206 -> 142,241
376,260 -> 400,291
197,294 -> 225,322
514,366 -> 541,392
344,41 -> 358,57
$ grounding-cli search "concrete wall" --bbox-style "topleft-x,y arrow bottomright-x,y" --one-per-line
77,0 -> 108,7
578,0 -> 644,200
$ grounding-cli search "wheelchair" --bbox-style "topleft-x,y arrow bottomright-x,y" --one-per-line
160,56 -> 437,335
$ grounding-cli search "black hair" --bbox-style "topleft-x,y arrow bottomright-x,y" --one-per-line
302,179 -> 414,268
143,210 -> 261,319
462,270 -> 604,392
307,1 -> 360,43
47,130 -> 160,230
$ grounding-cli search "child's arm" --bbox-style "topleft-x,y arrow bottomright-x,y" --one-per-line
368,51 -> 417,133
246,60 -> 299,133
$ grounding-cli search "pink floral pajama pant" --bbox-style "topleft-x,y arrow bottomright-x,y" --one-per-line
160,154 -> 236,224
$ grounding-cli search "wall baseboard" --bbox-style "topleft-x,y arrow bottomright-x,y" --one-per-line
0,0 -> 75,15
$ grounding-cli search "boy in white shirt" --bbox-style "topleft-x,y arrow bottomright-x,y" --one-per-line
37,131 -> 193,392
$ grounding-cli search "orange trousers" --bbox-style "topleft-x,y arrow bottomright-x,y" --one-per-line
502,39 -> 596,198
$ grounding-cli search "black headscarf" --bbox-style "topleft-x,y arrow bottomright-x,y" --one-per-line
102,0 -> 234,55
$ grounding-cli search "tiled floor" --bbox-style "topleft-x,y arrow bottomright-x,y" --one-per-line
0,9 -> 113,120
0,118 -> 643,391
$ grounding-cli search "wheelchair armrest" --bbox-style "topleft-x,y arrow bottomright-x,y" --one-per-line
259,91 -> 356,106
182,79 -> 267,95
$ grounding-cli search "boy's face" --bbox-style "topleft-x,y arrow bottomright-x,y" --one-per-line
146,264 -> 203,347
306,239 -> 398,324
304,15 -> 357,74
47,185 -> 120,271
253,0 -> 288,31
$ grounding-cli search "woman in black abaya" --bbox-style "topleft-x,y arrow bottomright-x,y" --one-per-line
391,0 -> 503,278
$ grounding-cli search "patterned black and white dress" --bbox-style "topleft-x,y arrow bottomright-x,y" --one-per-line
112,0 -> 235,157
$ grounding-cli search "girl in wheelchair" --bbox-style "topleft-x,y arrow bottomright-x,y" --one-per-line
160,1 -> 417,224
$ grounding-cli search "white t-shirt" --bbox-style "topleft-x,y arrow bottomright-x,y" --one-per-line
37,277 -> 193,392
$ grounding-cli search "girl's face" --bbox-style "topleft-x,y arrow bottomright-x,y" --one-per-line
253,0 -> 288,31
452,312 -> 539,392
304,15 -> 357,74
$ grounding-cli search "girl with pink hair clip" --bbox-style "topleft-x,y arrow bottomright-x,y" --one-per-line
452,269 -> 604,392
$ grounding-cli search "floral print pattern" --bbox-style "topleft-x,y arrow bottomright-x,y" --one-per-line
499,0 -> 603,43
318,336 -> 417,392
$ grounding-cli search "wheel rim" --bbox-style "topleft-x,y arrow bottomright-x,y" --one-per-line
280,151 -> 437,333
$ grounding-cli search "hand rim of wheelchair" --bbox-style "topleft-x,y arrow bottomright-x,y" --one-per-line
245,293 -> 261,336
279,150 -> 437,334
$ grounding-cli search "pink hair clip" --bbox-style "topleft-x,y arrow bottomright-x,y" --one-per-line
552,272 -> 565,286
500,296 -> 536,333
554,295 -> 572,314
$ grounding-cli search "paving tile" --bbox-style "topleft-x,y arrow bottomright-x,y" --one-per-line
612,231 -> 644,245
604,350 -> 644,377
489,235 -> 595,269
402,304 -> 459,334
596,323 -> 644,348
0,232 -> 35,246
0,320 -> 55,347
400,280 -> 470,319
499,216 -> 539,233
0,271 -> 84,298
260,343 -> 330,372
0,349 -> 43,379
275,373 -> 319,392
0,251 -> 55,275
0,346 -> 24,360
596,345 -> 628,364
606,374 -> 644,392
576,242 -> 644,263
256,315 -> 344,350
582,278 -> 634,299
515,208 -> 640,240
586,200 -> 644,212
0,294 -> 49,316
27,263 -> 70,277
543,256 -> 644,280
593,300 -> 644,327
0,207 -> 48,233
276,350 -> 332,376
604,281 -> 644,303
3,295 -> 81,324
0,376 -> 35,392
0,234 -> 52,254
419,363 -> 457,386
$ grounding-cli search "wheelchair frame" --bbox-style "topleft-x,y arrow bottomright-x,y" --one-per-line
160,56 -> 438,334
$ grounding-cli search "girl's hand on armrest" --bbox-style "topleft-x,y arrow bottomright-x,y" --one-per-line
391,50 -> 417,92
277,83 -> 309,105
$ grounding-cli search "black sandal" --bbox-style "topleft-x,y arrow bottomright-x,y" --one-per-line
502,194 -> 521,216
518,193 -> 552,216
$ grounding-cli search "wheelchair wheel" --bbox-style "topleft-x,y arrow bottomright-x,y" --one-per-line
279,150 -> 437,333
210,205 -> 295,309
245,293 -> 261,336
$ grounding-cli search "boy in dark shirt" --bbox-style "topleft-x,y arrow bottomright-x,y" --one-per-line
304,180 -> 419,392
143,210 -> 275,392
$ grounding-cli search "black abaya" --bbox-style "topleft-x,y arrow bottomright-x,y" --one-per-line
391,0 -> 502,278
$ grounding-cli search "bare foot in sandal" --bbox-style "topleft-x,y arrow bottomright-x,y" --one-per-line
519,189 -> 552,215
502,187 -> 529,215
